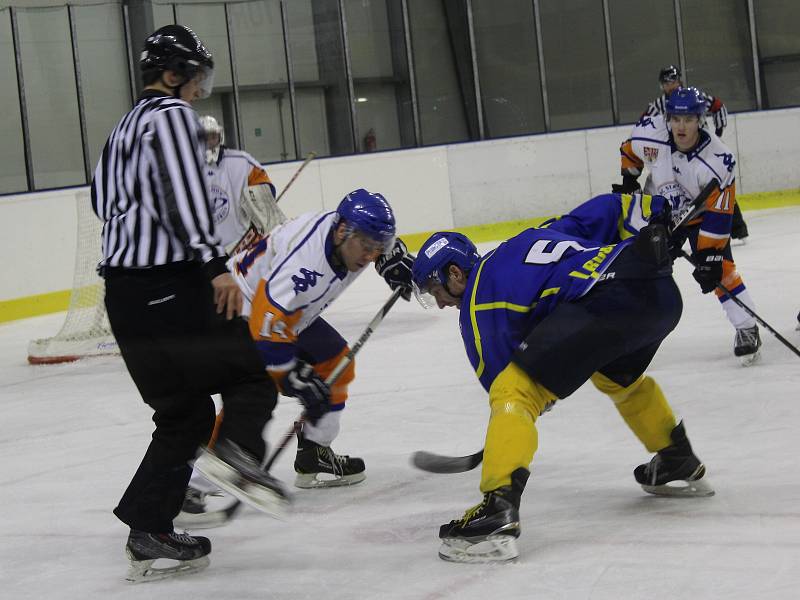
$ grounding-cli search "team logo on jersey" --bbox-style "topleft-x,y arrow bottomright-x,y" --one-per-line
292,268 -> 324,295
714,152 -> 736,173
643,147 -> 659,162
636,116 -> 656,129
210,184 -> 230,224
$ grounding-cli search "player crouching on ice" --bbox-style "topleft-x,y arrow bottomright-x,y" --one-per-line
195,189 -> 414,499
411,221 -> 714,564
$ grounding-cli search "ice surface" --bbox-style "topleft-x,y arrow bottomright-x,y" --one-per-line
1,207 -> 799,599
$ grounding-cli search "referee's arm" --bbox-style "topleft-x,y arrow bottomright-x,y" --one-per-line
152,106 -> 242,317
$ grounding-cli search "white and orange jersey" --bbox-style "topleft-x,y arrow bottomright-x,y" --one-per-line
206,148 -> 276,247
227,211 -> 361,374
620,114 -> 737,251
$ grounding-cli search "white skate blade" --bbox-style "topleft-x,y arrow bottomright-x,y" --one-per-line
438,535 -> 519,564
174,501 -> 242,530
125,554 -> 210,583
640,476 -> 715,498
739,350 -> 761,367
294,471 -> 366,489
194,453 -> 288,519
731,237 -> 747,247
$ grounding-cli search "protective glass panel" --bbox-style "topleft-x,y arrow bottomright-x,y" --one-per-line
608,0 -> 680,124
285,0 -> 354,157
407,0 -> 469,145
74,4 -> 132,171
754,0 -> 800,108
539,0 -> 613,131
472,0 -> 545,137
228,0 -> 294,162
0,8 -> 27,193
344,0 -> 414,151
679,0 -> 756,112
18,6 -> 84,189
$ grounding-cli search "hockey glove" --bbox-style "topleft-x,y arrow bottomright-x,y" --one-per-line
691,248 -> 724,294
611,174 -> 641,195
375,238 -> 414,301
284,362 -> 331,424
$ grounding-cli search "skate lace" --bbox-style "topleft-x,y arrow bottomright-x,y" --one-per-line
168,532 -> 198,545
459,495 -> 489,525
735,327 -> 758,347
318,446 -> 348,475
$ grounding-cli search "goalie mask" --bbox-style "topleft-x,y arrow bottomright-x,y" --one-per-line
411,232 -> 480,308
199,115 -> 225,164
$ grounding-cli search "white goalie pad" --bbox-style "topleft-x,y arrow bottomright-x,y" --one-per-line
226,184 -> 287,254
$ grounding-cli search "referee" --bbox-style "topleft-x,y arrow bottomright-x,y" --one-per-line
91,25 -> 284,575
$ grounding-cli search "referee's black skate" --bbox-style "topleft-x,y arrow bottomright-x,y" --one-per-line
634,421 -> 714,497
294,432 -> 366,488
125,529 -> 211,583
438,468 -> 529,563
194,439 -> 290,517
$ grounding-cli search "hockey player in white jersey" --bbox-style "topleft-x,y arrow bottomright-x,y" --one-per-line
200,115 -> 286,252
229,189 -> 414,485
635,65 -> 749,243
616,87 -> 761,364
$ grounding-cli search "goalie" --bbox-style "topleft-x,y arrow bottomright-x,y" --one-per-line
200,115 -> 286,253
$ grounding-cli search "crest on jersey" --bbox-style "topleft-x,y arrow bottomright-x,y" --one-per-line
643,146 -> 659,162
210,184 -> 230,223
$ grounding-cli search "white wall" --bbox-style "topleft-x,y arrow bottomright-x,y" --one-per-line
2,107 -> 799,303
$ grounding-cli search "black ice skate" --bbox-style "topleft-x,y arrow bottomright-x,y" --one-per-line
174,485 -> 241,530
125,529 -> 211,583
294,432 -> 366,489
734,325 -> 762,366
438,468 -> 530,563
194,439 -> 290,517
634,422 -> 714,497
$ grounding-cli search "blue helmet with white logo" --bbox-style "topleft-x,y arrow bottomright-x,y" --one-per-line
665,87 -> 706,119
412,232 -> 481,293
336,189 -> 396,252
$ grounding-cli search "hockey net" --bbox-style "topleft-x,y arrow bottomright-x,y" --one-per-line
27,190 -> 118,364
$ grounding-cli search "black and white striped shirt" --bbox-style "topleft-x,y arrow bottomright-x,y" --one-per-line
91,90 -> 227,278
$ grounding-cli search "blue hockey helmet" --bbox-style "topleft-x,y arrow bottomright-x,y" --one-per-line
336,189 -> 396,252
665,87 -> 706,119
412,232 -> 481,295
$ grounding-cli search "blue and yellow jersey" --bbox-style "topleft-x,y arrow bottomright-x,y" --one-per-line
542,192 -> 670,244
458,228 -> 633,391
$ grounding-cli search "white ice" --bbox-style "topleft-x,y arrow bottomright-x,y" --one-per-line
2,207 -> 800,600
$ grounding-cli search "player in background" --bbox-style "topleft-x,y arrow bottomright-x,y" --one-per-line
636,65 -> 748,243
615,87 -> 761,364
410,223 -> 713,564
200,115 -> 287,253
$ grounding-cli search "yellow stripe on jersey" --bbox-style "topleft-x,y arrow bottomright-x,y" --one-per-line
469,257 -> 490,379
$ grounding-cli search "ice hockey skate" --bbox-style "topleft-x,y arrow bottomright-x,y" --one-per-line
294,432 -> 366,489
438,468 -> 529,563
193,439 -> 290,518
634,422 -> 714,497
734,325 -> 762,366
173,485 -> 242,530
124,529 -> 211,583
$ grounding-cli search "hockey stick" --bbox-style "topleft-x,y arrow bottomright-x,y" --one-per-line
679,250 -> 800,359
263,286 -> 405,471
411,181 -> 722,475
276,151 -> 316,203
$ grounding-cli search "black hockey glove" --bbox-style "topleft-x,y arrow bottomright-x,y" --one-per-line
375,238 -> 414,301
283,362 -> 331,424
691,248 -> 724,294
611,174 -> 641,195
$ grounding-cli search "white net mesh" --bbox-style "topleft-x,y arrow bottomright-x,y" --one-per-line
27,190 -> 118,364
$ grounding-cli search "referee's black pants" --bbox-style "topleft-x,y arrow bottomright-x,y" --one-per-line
104,262 -> 277,534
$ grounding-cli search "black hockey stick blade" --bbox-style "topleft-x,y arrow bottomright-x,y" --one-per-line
411,449 -> 484,474
669,177 -> 719,234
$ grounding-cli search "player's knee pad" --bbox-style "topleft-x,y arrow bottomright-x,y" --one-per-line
481,364 -> 555,492
313,346 -> 355,407
488,362 -> 556,421
591,371 -> 675,452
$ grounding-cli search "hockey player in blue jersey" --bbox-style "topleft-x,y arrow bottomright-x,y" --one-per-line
411,223 -> 713,564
